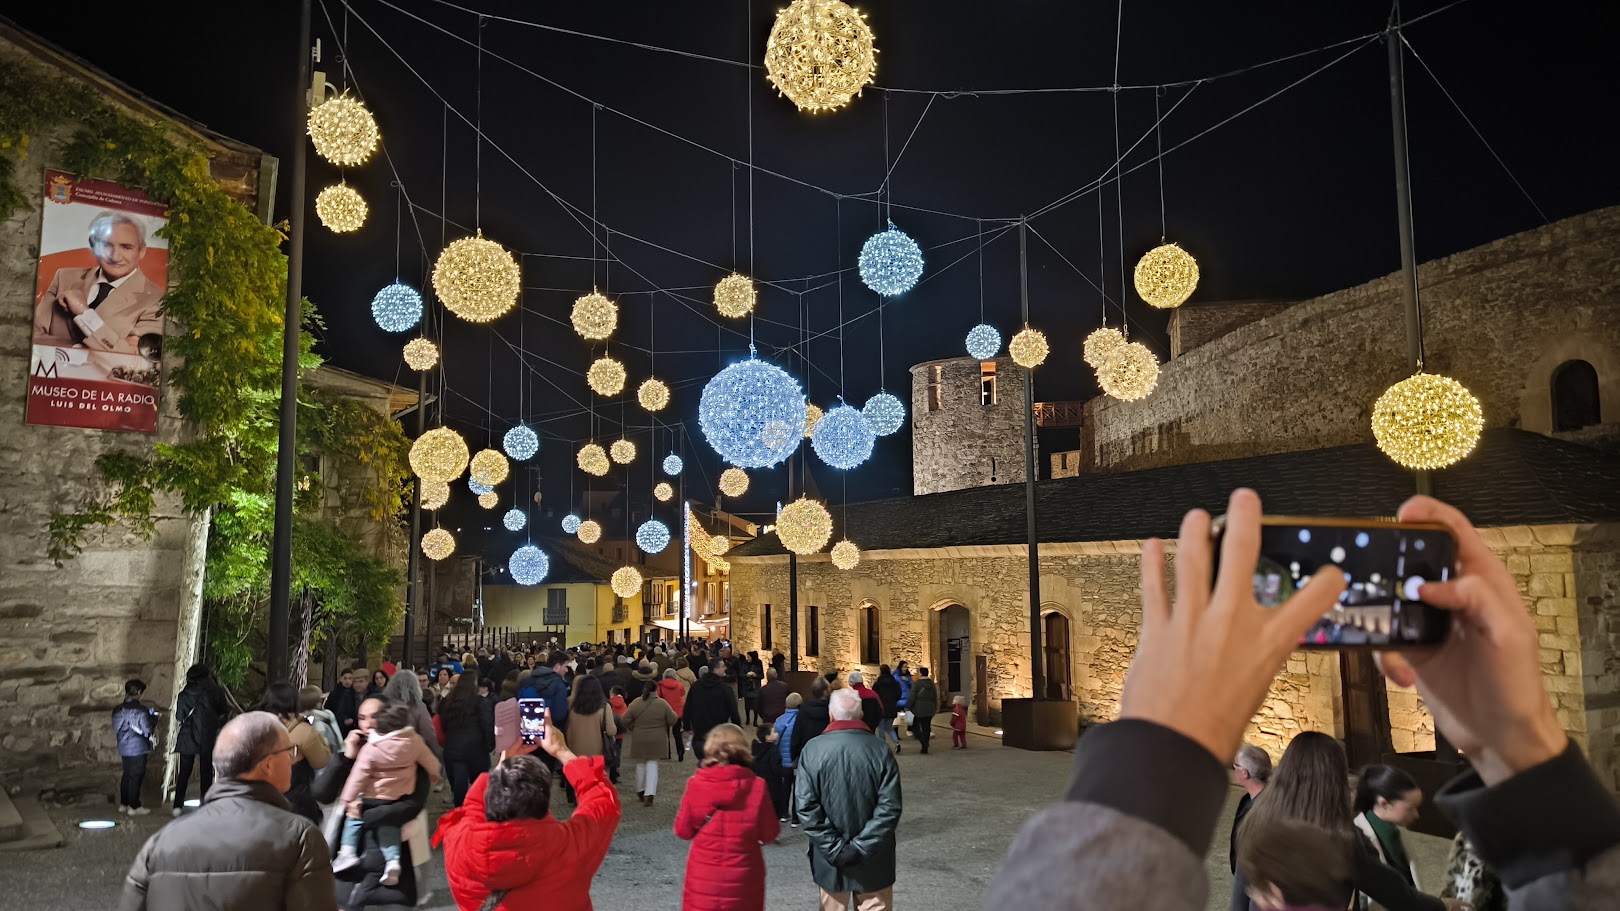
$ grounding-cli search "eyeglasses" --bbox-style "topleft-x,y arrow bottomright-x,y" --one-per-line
261,744 -> 298,763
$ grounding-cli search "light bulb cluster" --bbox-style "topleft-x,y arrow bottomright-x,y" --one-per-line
315,183 -> 367,233
965,323 -> 1002,360
307,93 -> 380,167
577,443 -> 609,477
470,449 -> 510,486
804,403 -> 824,438
468,477 -> 494,496
433,232 -> 521,324
638,378 -> 671,412
812,403 -> 876,469
421,528 -> 455,561
410,427 -> 469,482
1097,341 -> 1161,402
561,513 -> 583,534
763,0 -> 877,113
503,424 -> 539,461
776,497 -> 833,555
698,354 -> 807,468
577,519 -> 603,544
403,338 -> 439,371
371,283 -> 423,333
419,480 -> 450,510
654,481 -> 674,502
662,453 -> 684,476
1134,243 -> 1199,309
1372,372 -> 1483,470
861,392 -> 905,436
719,467 -> 749,497
610,438 -> 636,465
714,273 -> 757,318
611,565 -> 644,599
858,221 -> 924,296
588,357 -> 627,396
571,291 -> 617,340
478,491 -> 498,510
1083,327 -> 1126,368
509,545 -> 550,586
831,539 -> 861,570
636,519 -> 671,554
503,508 -> 527,531
1009,328 -> 1049,369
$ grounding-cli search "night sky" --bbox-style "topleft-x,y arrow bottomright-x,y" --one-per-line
12,1 -> 1619,562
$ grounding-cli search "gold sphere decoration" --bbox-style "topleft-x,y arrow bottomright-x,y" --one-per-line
432,231 -> 521,324
478,491 -> 499,510
804,403 -> 824,438
419,479 -> 450,511
654,481 -> 674,502
1097,341 -> 1160,402
1009,328 -> 1049,369
1372,371 -> 1484,470
764,0 -> 878,114
571,291 -> 617,340
577,443 -> 610,477
708,536 -> 731,557
714,273 -> 757,318
611,565 -> 644,599
776,496 -> 832,555
1134,242 -> 1199,309
831,539 -> 861,570
587,357 -> 627,396
307,92 -> 379,167
719,467 -> 749,497
610,438 -> 637,465
577,519 -> 602,544
315,182 -> 367,233
638,378 -> 671,412
470,449 -> 510,486
410,427 -> 469,482
420,528 -> 455,561
403,337 -> 439,371
1082,327 -> 1126,368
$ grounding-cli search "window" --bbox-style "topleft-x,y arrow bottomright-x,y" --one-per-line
704,582 -> 718,616
544,589 -> 567,626
927,364 -> 943,412
859,603 -> 880,665
980,361 -> 998,405
806,605 -> 820,657
612,599 -> 628,624
1552,360 -> 1601,431
760,604 -> 772,650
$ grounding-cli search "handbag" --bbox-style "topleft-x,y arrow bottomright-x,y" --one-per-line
479,890 -> 509,911
903,710 -> 915,726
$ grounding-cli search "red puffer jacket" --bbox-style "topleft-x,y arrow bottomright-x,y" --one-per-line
674,764 -> 781,911
658,677 -> 687,717
432,755 -> 621,911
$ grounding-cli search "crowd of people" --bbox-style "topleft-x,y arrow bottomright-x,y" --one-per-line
109,492 -> 1619,911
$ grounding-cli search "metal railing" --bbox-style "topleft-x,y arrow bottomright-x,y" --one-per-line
1033,401 -> 1083,427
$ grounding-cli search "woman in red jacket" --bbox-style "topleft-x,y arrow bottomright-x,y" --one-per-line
675,723 -> 781,911
658,669 -> 689,762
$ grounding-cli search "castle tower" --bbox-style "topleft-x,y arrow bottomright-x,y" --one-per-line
910,356 -> 1033,495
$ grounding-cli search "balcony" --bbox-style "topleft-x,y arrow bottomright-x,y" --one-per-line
1034,401 -> 1083,428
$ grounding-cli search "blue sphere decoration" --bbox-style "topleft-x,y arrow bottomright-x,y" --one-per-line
858,221 -> 924,297
503,424 -> 539,461
469,478 -> 494,496
509,545 -> 550,586
861,392 -> 905,436
965,323 -> 1002,359
371,282 -> 423,333
561,513 -> 582,534
698,352 -> 806,468
662,453 -> 683,476
503,508 -> 527,532
812,403 -> 876,470
636,519 -> 671,555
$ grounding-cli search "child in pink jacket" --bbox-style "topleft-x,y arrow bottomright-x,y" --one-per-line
333,702 -> 442,884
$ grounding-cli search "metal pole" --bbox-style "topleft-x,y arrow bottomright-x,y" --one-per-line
1386,25 -> 1431,497
1020,219 -> 1044,700
788,444 -> 799,671
403,371 -> 425,668
268,0 -> 313,686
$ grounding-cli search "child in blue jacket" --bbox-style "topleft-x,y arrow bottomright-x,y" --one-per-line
769,693 -> 802,826
112,679 -> 158,815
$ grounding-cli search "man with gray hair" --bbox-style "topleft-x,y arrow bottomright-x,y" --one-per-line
1228,742 -> 1272,873
35,209 -> 165,354
796,687 -> 902,910
118,711 -> 338,911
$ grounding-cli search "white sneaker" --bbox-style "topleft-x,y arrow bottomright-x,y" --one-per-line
118,805 -> 131,816
129,807 -> 150,816
331,847 -> 361,873
172,808 -> 183,818
380,860 -> 401,886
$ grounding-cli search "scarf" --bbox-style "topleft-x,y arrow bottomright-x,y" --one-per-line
1363,810 -> 1414,886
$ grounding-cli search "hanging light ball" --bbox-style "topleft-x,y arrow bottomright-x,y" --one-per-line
509,545 -> 550,586
662,453 -> 684,476
763,0 -> 877,113
858,221 -> 924,297
812,403 -> 876,469
470,449 -> 510,486
577,519 -> 603,544
468,477 -> 494,496
698,353 -> 807,468
571,291 -> 618,340
1372,372 -> 1484,470
861,392 -> 905,436
965,323 -> 1002,360
306,92 -> 379,166
831,539 -> 861,571
636,519 -> 671,555
610,438 -> 637,465
1083,327 -> 1127,368
478,491 -> 499,509
577,443 -> 610,477
709,535 -> 732,557
804,403 -> 824,438
503,424 -> 539,461
654,481 -> 674,502
776,497 -> 833,555
587,357 -> 627,396
421,528 -> 455,561
503,508 -> 527,532
403,337 -> 439,371
419,479 -> 450,511
714,273 -> 757,319
410,427 -> 469,482
315,182 -> 367,233
1097,341 -> 1161,402
760,420 -> 793,450
433,232 -> 521,324
1134,242 -> 1199,309
562,513 -> 583,534
611,566 -> 644,599
1009,328 -> 1050,369
638,378 -> 671,412
719,467 -> 749,497
371,283 -> 423,333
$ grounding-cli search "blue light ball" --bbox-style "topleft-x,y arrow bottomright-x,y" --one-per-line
503,424 -> 539,461
371,282 -> 424,333
503,508 -> 527,531
861,392 -> 905,436
469,478 -> 494,496
698,353 -> 806,469
858,221 -> 924,297
509,545 -> 550,586
561,514 -> 582,534
636,519 -> 671,554
662,453 -> 683,476
812,403 -> 876,470
965,323 -> 1002,359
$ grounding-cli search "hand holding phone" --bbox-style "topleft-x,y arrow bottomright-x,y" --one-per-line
518,697 -> 547,745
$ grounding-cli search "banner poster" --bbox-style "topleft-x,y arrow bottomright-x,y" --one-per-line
28,169 -> 168,433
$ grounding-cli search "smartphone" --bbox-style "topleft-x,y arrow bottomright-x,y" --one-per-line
518,697 -> 547,745
1211,516 -> 1455,648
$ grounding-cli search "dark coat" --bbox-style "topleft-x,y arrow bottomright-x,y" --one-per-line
872,674 -> 902,721
441,697 -> 496,763
174,681 -> 227,756
684,673 -> 740,735
517,667 -> 571,729
909,678 -> 939,718
311,753 -> 431,909
756,680 -> 789,726
790,699 -> 832,766
795,722 -> 903,894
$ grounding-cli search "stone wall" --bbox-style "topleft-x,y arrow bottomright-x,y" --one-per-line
1573,529 -> 1620,792
1169,300 -> 1297,359
910,357 -> 1031,495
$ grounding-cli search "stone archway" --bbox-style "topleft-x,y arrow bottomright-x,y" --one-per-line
929,601 -> 974,710
1041,607 -> 1073,701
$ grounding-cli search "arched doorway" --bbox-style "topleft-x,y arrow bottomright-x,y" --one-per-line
1043,612 -> 1072,701
936,603 -> 971,705
1552,360 -> 1601,431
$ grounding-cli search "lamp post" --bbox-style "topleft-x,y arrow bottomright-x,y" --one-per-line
1020,219 -> 1044,701
1386,24 -> 1431,498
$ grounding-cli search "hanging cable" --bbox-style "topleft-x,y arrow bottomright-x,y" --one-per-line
1155,87 -> 1166,241
475,14 -> 484,230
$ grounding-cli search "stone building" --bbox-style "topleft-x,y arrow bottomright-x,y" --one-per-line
910,356 -> 1030,495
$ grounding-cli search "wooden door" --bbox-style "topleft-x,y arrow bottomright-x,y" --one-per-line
1043,613 -> 1072,701
1340,651 -> 1393,767
975,654 -> 991,726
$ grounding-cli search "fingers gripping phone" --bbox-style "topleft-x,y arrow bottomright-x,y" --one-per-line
1212,516 -> 1455,648
518,697 -> 547,745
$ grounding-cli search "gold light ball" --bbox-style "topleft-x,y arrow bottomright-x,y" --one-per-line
433,232 -> 521,324
764,0 -> 878,114
714,273 -> 757,318
1010,328 -> 1049,369
708,535 -> 731,557
638,378 -> 671,412
1372,372 -> 1484,470
577,519 -> 603,544
577,443 -> 610,477
470,449 -> 510,486
410,427 -> 469,482
478,491 -> 499,509
587,357 -> 627,396
654,481 -> 674,502
831,539 -> 860,570
571,291 -> 617,340
419,479 -> 450,510
804,403 -> 824,438
719,467 -> 749,497
421,528 -> 455,561
1097,341 -> 1160,402
403,338 -> 439,371
1083,327 -> 1126,368
315,182 -> 367,233
611,566 -> 644,599
307,92 -> 379,167
1134,242 -> 1199,309
610,438 -> 637,465
776,496 -> 832,555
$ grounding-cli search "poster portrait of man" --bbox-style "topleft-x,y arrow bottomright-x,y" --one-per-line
33,209 -> 164,354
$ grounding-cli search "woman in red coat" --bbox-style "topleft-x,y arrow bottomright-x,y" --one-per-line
658,669 -> 689,762
675,723 -> 781,911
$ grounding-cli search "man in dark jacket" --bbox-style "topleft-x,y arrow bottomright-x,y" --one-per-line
908,668 -> 940,754
796,688 -> 902,910
682,665 -> 740,761
173,664 -> 229,813
118,711 -> 338,911
756,668 -> 790,729
791,676 -> 833,766
872,666 -> 903,753
517,651 -> 572,730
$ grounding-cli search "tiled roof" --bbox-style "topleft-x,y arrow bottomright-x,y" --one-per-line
728,430 -> 1620,558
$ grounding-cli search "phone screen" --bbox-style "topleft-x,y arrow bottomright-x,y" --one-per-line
518,697 -> 546,745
